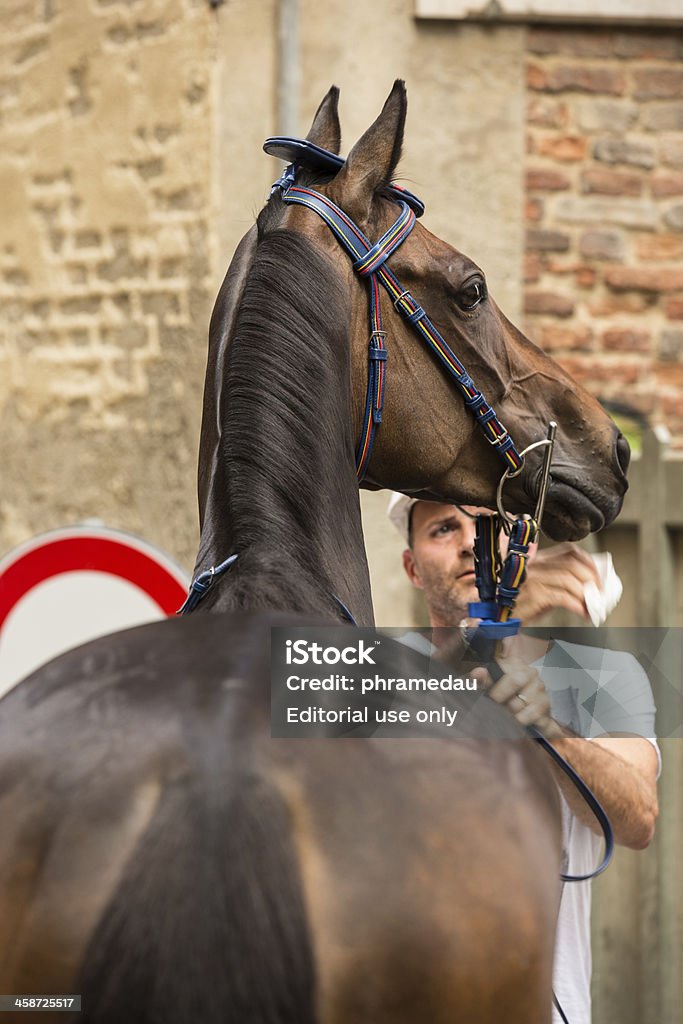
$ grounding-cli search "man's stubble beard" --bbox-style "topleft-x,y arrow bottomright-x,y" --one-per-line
421,564 -> 478,627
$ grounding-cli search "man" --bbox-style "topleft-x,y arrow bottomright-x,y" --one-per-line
387,494 -> 659,1024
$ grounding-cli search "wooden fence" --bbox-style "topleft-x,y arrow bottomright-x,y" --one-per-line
590,426 -> 683,1024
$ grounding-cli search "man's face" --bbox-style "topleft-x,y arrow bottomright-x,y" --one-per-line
402,502 -> 487,627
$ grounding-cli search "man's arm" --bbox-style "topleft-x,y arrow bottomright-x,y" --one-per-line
485,660 -> 659,850
549,732 -> 658,850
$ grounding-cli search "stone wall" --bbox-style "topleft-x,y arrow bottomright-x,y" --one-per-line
523,26 -> 683,448
0,0 -> 217,568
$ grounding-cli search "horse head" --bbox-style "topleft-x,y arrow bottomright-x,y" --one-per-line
276,81 -> 629,541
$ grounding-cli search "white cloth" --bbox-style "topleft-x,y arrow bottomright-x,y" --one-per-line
583,553 -> 623,627
536,640 -> 660,1024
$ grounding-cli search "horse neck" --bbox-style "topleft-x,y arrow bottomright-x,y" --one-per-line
194,228 -> 374,625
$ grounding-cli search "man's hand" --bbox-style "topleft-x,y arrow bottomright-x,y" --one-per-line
475,658 -> 564,740
474,658 -> 659,848
515,542 -> 600,623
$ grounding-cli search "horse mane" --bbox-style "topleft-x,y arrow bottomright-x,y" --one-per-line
213,224 -> 357,616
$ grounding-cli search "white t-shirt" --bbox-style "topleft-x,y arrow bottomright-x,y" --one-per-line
535,640 -> 660,1024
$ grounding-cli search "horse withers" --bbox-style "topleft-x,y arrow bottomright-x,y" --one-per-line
0,83 -> 628,1023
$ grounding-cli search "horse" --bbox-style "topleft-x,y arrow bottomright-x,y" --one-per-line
0,82 -> 629,1023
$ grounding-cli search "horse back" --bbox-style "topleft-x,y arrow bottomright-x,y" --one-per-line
0,610 -> 561,1023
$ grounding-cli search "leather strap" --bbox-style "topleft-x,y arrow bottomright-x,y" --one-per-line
264,135 -> 426,216
282,184 -> 524,478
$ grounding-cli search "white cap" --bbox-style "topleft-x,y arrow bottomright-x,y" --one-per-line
386,492 -> 419,545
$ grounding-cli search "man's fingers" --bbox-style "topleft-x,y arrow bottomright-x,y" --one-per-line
556,594 -> 591,619
531,545 -> 600,586
487,665 -> 537,705
485,662 -> 552,725
514,703 -> 543,727
515,572 -> 591,621
471,666 -> 491,689
513,686 -> 551,726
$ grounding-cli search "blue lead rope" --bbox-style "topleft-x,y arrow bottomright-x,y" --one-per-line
529,725 -> 614,883
469,516 -> 614,884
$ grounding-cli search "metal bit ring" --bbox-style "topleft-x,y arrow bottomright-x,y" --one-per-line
496,437 -> 554,531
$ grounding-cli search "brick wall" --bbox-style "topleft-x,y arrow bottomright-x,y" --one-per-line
523,27 -> 683,447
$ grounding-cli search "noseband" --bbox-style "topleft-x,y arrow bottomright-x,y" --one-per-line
265,135 -> 525,482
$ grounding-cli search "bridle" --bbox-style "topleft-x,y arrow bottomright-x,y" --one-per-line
265,135 -> 525,483
182,138 -> 533,616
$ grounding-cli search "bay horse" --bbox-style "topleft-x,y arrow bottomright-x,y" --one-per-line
0,82 -> 629,1023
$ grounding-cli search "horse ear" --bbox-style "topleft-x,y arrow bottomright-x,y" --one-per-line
333,80 -> 407,221
305,85 -> 341,154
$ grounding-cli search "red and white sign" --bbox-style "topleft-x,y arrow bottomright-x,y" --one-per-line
0,526 -> 190,698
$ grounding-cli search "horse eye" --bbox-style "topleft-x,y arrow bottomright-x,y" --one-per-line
456,277 -> 487,311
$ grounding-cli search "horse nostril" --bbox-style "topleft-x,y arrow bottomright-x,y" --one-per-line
615,432 -> 631,476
